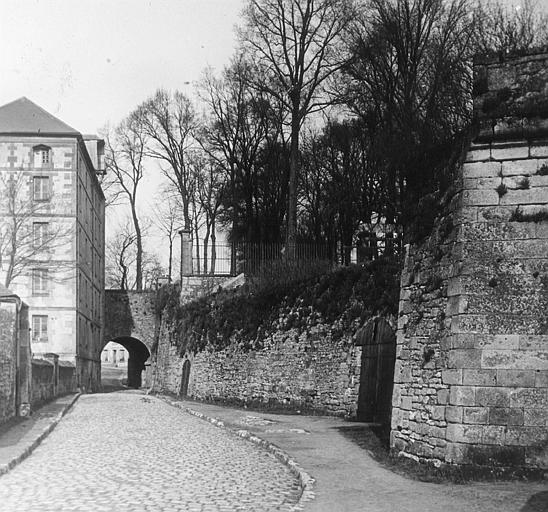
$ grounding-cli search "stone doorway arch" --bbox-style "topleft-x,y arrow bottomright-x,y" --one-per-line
355,317 -> 396,423
180,360 -> 191,397
101,336 -> 150,389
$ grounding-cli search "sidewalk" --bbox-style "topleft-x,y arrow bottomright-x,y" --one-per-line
171,398 -> 547,512
0,393 -> 79,477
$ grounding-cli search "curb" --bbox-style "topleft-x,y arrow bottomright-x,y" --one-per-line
162,397 -> 316,511
0,393 -> 81,478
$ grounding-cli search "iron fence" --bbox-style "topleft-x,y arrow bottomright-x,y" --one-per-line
187,230 -> 401,277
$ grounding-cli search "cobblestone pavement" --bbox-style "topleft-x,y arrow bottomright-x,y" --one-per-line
0,392 -> 301,511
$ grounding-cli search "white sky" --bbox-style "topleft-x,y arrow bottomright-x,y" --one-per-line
0,0 -> 244,134
0,0 -> 245,273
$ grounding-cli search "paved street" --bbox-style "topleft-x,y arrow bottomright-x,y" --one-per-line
0,392 -> 301,512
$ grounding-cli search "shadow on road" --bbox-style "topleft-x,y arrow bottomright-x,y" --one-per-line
520,491 -> 548,512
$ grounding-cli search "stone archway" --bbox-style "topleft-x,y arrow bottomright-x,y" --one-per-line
101,336 -> 150,389
355,317 -> 396,424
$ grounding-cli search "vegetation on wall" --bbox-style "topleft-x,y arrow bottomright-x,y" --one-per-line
157,259 -> 400,356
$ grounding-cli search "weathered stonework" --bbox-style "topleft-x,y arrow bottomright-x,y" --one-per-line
152,272 -> 396,417
154,316 -> 364,417
391,52 -> 548,469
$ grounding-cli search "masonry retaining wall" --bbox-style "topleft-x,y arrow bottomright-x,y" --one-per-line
391,52 -> 548,469
0,302 -> 17,424
154,318 -> 363,417
31,356 -> 76,408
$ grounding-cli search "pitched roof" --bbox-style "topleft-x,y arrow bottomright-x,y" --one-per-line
0,97 -> 80,136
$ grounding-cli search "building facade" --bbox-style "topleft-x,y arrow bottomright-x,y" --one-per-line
0,97 -> 105,391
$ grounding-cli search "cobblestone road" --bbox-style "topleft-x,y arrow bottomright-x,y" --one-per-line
0,392 -> 301,511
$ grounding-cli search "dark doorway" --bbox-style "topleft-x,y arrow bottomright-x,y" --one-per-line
356,318 -> 396,424
180,360 -> 191,397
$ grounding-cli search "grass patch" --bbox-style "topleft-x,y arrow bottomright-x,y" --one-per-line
495,183 -> 508,197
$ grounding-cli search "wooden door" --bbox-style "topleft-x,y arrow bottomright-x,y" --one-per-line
180,360 -> 191,397
356,318 -> 396,424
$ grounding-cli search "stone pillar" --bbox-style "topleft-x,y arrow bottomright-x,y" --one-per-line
180,229 -> 193,277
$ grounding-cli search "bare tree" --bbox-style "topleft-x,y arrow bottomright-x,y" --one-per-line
135,89 -> 198,232
199,57 -> 286,242
142,251 -> 165,290
105,220 -> 137,290
153,189 -> 184,282
104,115 -> 147,290
192,154 -> 227,274
240,0 -> 356,255
343,0 -> 475,226
0,171 -> 73,288
473,0 -> 548,54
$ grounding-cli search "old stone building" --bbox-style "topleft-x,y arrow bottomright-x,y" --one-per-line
0,97 -> 105,391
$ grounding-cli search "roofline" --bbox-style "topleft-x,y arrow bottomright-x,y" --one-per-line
0,131 -> 83,138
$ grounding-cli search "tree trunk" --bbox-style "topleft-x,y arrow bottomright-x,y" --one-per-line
130,200 -> 143,291
167,238 -> 173,282
210,219 -> 217,275
286,103 -> 300,259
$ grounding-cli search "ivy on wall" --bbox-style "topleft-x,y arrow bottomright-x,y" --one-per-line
157,259 -> 400,356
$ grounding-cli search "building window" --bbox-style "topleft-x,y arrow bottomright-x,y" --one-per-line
32,315 -> 48,343
33,222 -> 48,248
33,145 -> 51,168
32,269 -> 48,295
33,176 -> 50,201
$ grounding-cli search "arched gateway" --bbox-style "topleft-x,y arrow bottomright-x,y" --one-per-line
103,290 -> 157,388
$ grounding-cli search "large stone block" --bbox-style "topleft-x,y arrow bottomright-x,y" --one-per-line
446,423 -> 483,444
462,369 -> 497,386
462,189 -> 500,207
446,406 -> 463,423
463,406 -> 489,424
449,385 -> 476,406
466,145 -> 491,162
496,369 -> 536,387
482,425 -> 506,445
500,188 -> 548,205
524,408 -> 548,427
475,387 -> 511,407
489,407 -> 524,426
448,349 -> 482,369
462,161 -> 501,179
482,350 -> 548,371
491,143 -> 529,161
501,159 -> 540,176
510,388 -> 548,408
442,369 -> 463,385
506,426 -> 547,446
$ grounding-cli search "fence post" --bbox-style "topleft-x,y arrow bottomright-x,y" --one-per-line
179,229 -> 193,277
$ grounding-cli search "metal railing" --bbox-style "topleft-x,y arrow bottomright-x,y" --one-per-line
189,242 -> 334,276
185,230 -> 401,277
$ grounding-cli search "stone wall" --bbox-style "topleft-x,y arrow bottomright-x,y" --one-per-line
104,290 -> 157,351
154,317 -> 363,416
31,355 -> 76,407
391,51 -> 548,469
0,302 -> 17,424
